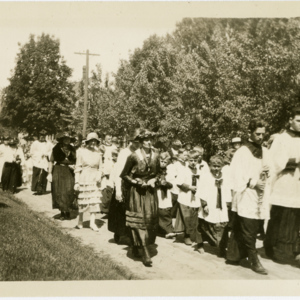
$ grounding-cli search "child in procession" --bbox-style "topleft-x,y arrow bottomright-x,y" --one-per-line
196,156 -> 232,255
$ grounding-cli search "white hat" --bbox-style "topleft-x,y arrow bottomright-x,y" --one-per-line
85,132 -> 100,143
231,137 -> 241,143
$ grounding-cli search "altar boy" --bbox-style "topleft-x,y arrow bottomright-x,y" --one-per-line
174,150 -> 202,250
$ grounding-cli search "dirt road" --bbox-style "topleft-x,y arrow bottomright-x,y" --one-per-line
14,186 -> 300,281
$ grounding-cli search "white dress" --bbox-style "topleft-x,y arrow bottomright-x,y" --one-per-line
75,148 -> 103,213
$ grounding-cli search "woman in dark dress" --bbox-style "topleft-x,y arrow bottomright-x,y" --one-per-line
107,128 -> 141,244
1,137 -> 24,193
48,132 -> 76,220
120,129 -> 160,267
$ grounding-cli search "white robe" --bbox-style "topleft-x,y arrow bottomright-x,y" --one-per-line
177,166 -> 201,208
197,171 -> 231,223
230,145 -> 272,220
268,131 -> 300,208
167,161 -> 186,195
114,147 -> 132,199
197,160 -> 210,175
30,141 -> 51,171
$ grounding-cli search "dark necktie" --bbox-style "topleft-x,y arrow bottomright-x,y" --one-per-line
191,174 -> 200,201
215,178 -> 223,209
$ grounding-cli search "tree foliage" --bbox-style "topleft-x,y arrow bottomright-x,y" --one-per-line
1,33 -> 76,134
101,17 -> 300,156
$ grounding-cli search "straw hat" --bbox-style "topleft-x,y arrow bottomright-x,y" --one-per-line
85,132 -> 101,144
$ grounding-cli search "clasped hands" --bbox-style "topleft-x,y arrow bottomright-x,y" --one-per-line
131,178 -> 156,189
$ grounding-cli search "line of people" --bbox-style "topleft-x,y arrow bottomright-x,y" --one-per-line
0,106 -> 299,275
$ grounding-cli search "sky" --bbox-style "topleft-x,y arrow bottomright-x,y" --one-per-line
1,1 -> 300,89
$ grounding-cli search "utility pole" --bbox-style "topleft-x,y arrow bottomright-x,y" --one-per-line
75,50 -> 100,137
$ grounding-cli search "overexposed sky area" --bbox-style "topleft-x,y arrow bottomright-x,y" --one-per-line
1,1 -> 300,89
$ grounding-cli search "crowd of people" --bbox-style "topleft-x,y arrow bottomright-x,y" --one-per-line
0,106 -> 300,275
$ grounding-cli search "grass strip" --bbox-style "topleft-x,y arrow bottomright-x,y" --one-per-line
0,191 -> 139,281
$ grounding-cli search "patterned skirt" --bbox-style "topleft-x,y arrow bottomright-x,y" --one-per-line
77,168 -> 102,213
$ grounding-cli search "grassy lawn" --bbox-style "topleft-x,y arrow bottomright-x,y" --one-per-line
0,191 -> 138,281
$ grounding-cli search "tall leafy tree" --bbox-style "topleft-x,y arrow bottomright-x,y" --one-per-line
0,33 -> 76,134
71,65 -> 116,136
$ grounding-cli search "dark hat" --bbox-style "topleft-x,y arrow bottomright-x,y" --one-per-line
39,129 -> 47,136
56,132 -> 75,142
154,141 -> 167,152
136,129 -> 156,141
8,138 -> 19,146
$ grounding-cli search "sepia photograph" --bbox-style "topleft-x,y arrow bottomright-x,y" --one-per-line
0,1 -> 300,297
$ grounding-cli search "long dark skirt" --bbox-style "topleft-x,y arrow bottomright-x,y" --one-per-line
198,218 -> 227,247
108,189 -> 128,236
31,166 -> 48,194
1,162 -> 22,193
51,165 -> 75,212
174,203 -> 202,243
126,186 -> 158,246
265,205 -> 300,257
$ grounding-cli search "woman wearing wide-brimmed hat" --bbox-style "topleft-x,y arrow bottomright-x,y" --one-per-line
47,132 -> 76,220
74,132 -> 103,231
120,129 -> 160,266
107,128 -> 141,244
1,137 -> 25,193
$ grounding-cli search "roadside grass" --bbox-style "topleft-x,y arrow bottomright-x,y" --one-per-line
0,191 -> 138,281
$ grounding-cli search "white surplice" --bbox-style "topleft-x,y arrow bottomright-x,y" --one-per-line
268,131 -> 300,208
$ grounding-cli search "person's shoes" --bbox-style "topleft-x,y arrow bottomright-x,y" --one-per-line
90,224 -> 99,231
264,246 -> 274,259
196,246 -> 205,254
295,254 -> 300,264
225,259 -> 240,266
219,248 -> 226,258
60,212 -> 66,220
184,237 -> 193,245
75,224 -> 83,229
248,252 -> 268,275
142,246 -> 152,267
114,233 -> 121,244
165,232 -> 177,239
132,246 -> 142,258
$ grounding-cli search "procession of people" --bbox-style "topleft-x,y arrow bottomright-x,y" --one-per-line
0,106 -> 300,275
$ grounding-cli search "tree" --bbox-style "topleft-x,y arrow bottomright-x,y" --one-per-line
0,33 -> 76,134
111,18 -> 300,157
71,65 -> 116,136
